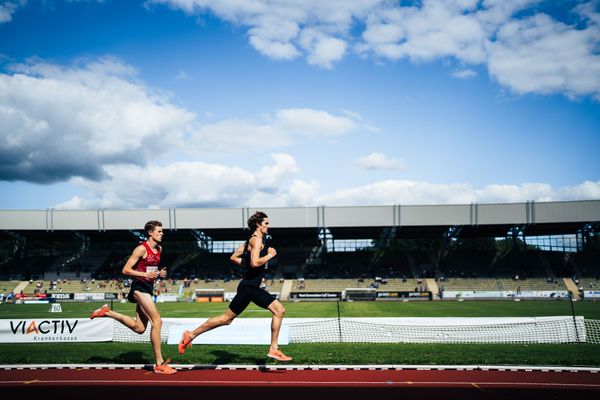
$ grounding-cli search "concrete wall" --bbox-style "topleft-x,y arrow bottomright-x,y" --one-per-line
0,200 -> 598,231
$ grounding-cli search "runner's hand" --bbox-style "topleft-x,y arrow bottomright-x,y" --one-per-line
146,270 -> 160,280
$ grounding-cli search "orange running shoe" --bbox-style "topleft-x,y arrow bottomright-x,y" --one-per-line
154,358 -> 177,375
90,304 -> 110,319
178,330 -> 193,355
267,349 -> 292,362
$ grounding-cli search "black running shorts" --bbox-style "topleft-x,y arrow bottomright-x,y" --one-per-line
228,283 -> 276,315
127,279 -> 153,303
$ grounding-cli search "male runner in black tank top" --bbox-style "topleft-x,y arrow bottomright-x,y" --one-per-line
178,211 -> 292,362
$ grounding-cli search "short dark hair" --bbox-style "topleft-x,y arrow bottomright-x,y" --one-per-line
247,211 -> 268,230
144,220 -> 162,235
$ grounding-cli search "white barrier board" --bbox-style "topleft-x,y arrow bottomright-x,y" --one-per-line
167,318 -> 288,345
0,318 -> 113,343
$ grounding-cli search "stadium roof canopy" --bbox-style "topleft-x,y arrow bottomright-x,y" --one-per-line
1,200 -> 599,243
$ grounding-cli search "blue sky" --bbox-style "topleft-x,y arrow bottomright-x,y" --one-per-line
1,0 -> 599,210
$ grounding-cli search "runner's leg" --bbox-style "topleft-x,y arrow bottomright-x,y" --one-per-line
134,291 -> 164,365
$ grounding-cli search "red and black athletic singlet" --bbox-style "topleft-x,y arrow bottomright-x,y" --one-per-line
133,241 -> 161,284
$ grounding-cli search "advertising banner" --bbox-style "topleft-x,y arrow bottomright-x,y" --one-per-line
0,318 -> 113,343
156,294 -> 178,302
442,290 -> 568,299
289,292 -> 341,299
73,293 -> 106,301
584,290 -> 600,298
49,293 -> 74,300
15,293 -> 47,300
376,291 -> 432,300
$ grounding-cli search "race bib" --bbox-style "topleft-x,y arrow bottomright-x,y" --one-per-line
147,266 -> 158,273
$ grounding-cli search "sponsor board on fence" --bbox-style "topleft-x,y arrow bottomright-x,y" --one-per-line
44,293 -> 120,301
521,290 -> 568,298
376,291 -> 432,299
49,293 -> 73,300
225,292 -> 236,301
0,318 -> 113,343
289,292 -> 342,299
585,290 -> 600,298
156,294 -> 178,302
73,292 -> 107,301
443,290 -> 569,299
15,293 -> 47,301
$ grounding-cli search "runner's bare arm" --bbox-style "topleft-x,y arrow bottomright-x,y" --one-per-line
122,245 -> 158,280
249,236 -> 276,268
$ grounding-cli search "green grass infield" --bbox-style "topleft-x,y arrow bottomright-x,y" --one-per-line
1,300 -> 599,366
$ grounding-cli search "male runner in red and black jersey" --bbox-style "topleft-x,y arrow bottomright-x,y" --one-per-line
178,211 -> 292,361
90,220 -> 177,374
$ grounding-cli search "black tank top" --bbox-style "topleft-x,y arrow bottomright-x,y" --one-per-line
240,234 -> 268,287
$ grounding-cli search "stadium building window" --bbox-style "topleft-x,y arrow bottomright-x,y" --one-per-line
211,241 -> 245,253
525,234 -> 578,252
331,239 -> 374,252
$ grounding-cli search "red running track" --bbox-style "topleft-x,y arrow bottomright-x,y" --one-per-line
1,365 -> 599,400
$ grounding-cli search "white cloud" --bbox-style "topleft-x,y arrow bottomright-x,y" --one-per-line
247,15 -> 302,60
287,178 -> 320,205
319,180 -> 474,206
148,0 -> 600,99
360,1 -> 488,63
0,56 -> 370,192
59,162 -> 253,209
247,178 -> 320,207
475,183 -> 555,203
147,0 -> 380,69
452,68 -> 477,79
0,0 -> 25,23
57,153 -> 600,210
174,70 -> 190,80
55,153 -> 301,209
558,180 -> 600,200
275,108 -> 357,136
189,119 -> 290,153
360,1 -> 600,98
299,28 -> 347,69
255,153 -> 300,191
0,57 -> 196,183
248,35 -> 301,60
317,179 -> 600,206
357,152 -> 407,170
486,13 -> 600,98
188,107 -> 362,154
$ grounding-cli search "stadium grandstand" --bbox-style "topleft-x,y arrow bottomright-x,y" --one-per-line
0,200 -> 599,304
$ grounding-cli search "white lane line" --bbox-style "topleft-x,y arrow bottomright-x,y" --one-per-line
1,364 -> 599,372
0,380 -> 599,388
